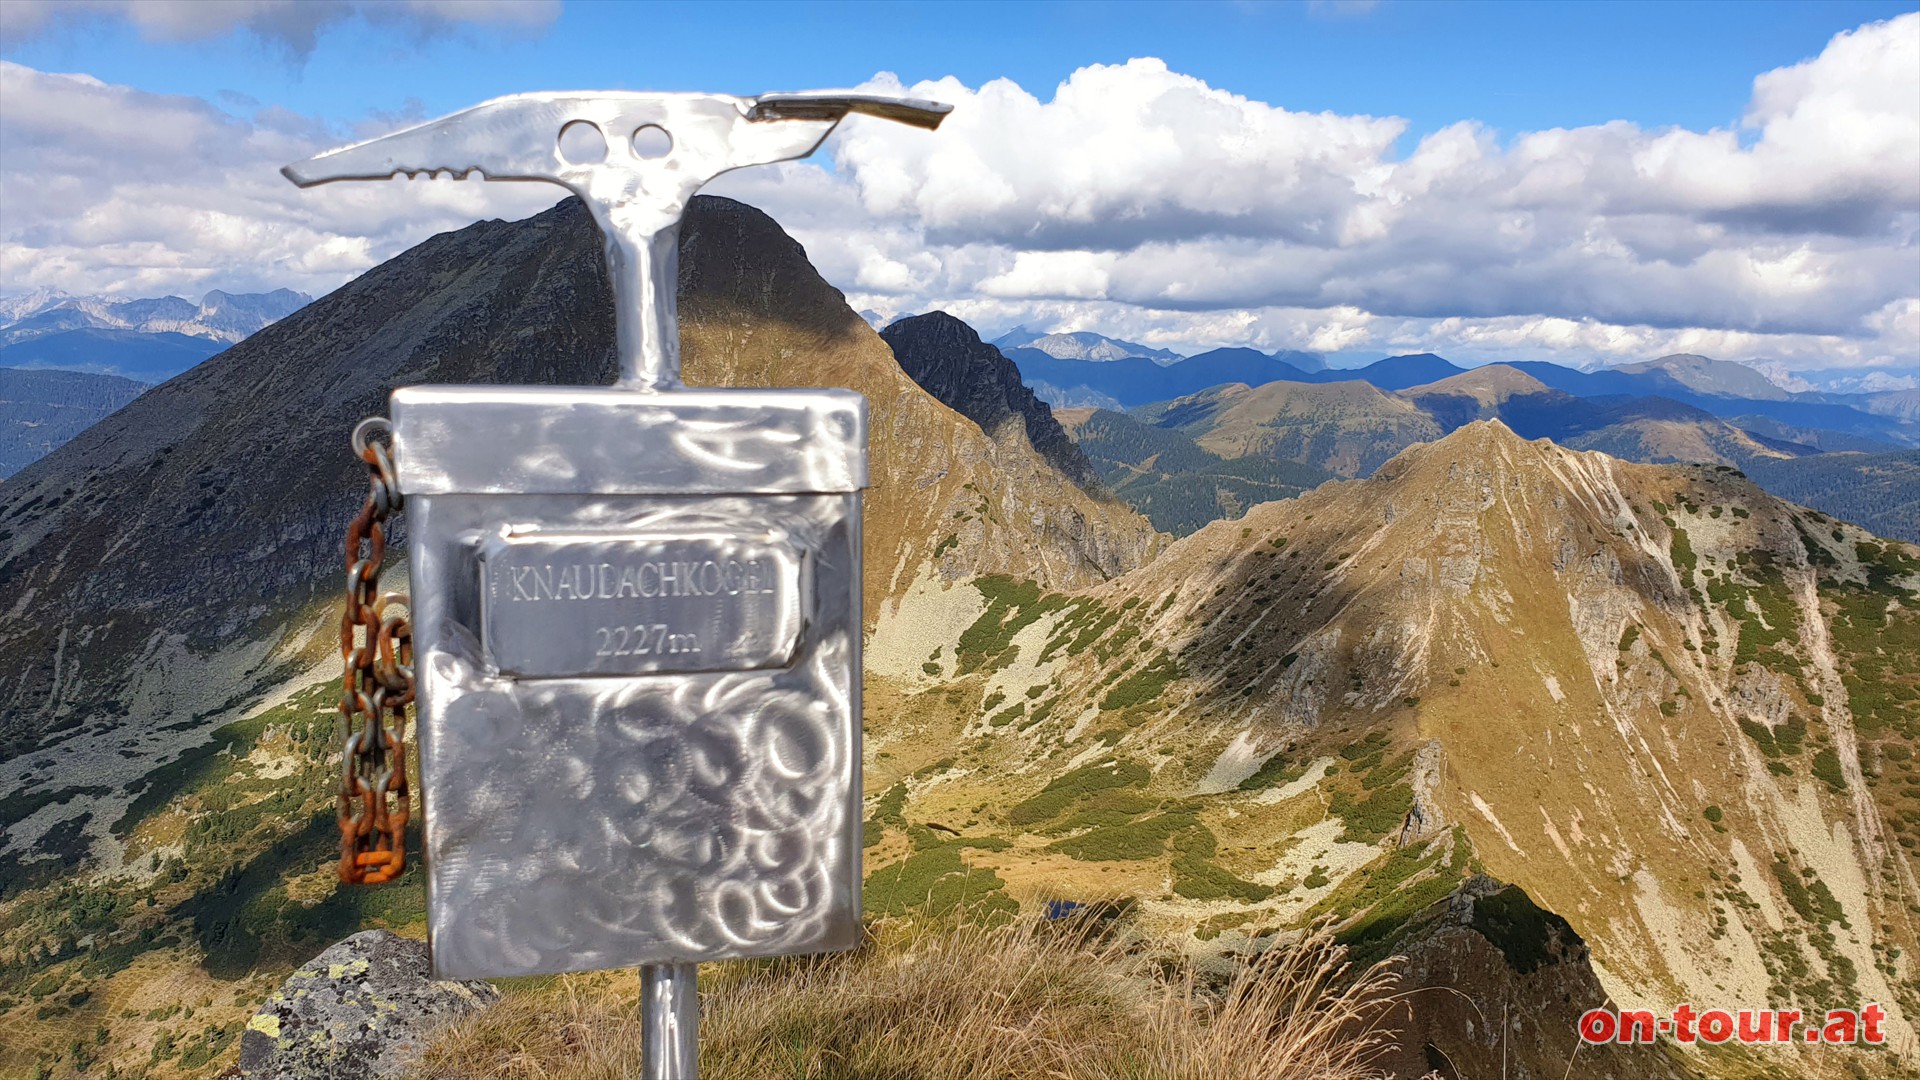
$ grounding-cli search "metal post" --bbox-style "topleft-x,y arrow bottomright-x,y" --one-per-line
640,961 -> 699,1079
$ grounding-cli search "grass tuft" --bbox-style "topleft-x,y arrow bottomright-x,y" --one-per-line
413,918 -> 1404,1080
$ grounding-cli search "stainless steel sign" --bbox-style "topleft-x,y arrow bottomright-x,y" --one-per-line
391,390 -> 866,981
285,90 -> 948,1056
477,528 -> 806,678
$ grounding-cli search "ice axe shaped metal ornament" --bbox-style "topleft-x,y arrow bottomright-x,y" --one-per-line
286,90 -> 947,1080
286,91 -> 949,389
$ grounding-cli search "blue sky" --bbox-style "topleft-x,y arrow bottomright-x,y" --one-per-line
10,1 -> 1913,152
2,0 -> 1916,379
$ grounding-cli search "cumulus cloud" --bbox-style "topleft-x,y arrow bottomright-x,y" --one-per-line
0,61 -> 557,297
781,12 -> 1917,368
0,0 -> 557,55
2,12 -> 1915,373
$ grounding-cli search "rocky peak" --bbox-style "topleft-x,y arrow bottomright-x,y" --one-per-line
881,311 -> 1104,494
1371,417 -> 1538,475
1062,416 -> 1917,1049
1377,876 -> 1690,1080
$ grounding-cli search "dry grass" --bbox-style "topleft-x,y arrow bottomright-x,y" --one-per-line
413,916 -> 1406,1080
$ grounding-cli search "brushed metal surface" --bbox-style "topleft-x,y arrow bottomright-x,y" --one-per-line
475,527 -> 806,679
389,385 -> 867,495
409,487 -> 863,979
641,963 -> 700,1080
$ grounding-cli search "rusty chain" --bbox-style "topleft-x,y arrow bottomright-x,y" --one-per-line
336,416 -> 413,885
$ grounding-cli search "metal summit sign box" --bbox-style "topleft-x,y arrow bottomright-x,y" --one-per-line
286,88 -> 947,1074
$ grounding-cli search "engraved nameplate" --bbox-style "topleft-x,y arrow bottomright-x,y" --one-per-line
476,528 -> 806,678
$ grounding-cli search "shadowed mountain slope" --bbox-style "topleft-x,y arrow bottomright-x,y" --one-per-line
1744,449 -> 1920,544
1053,406 -> 1333,535
0,328 -> 223,382
880,311 -> 1105,494
0,367 -> 148,478
1328,352 -> 1467,391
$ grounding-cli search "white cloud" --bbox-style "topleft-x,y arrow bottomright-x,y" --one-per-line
831,60 -> 1407,252
762,16 -> 1915,368
2,12 -> 1916,375
0,61 -> 558,297
979,251 -> 1113,299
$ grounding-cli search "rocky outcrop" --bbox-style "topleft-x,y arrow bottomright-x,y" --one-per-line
235,930 -> 496,1079
1377,876 -> 1694,1080
881,311 -> 1103,494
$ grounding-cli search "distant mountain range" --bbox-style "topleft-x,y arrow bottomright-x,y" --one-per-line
1002,341 -> 1915,446
1002,344 -> 1333,409
878,312 -> 1920,542
1116,364 -> 1917,541
992,325 -> 1185,364
0,289 -> 310,474
1008,345 -> 1918,444
0,288 -> 310,346
1748,359 -> 1918,395
986,324 -> 1914,398
0,288 -> 309,382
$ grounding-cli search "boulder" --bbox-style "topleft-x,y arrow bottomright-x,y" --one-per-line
236,929 -> 497,1078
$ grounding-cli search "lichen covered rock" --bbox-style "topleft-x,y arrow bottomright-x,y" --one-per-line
236,929 -> 497,1078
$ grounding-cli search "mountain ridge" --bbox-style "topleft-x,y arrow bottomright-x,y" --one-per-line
881,311 -> 1107,495
865,418 -> 1920,1076
0,288 -> 309,348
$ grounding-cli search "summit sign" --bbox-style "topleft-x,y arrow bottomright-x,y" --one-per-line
478,530 -> 804,678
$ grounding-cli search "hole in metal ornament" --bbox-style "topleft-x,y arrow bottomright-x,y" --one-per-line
557,120 -> 607,165
631,124 -> 672,159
